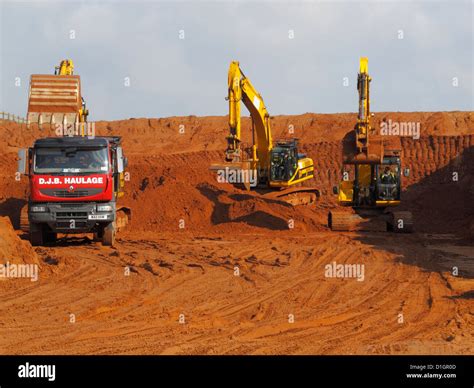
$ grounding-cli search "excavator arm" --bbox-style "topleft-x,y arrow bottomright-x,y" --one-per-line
349,57 -> 382,164
226,61 -> 273,171
339,58 -> 377,204
355,57 -> 371,156
55,59 -> 74,75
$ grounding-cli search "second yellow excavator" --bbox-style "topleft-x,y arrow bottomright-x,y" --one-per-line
328,57 -> 413,232
211,61 -> 319,205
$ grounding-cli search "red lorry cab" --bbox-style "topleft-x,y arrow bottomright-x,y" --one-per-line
18,136 -> 128,247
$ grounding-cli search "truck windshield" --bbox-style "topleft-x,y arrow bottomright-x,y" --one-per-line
34,147 -> 109,174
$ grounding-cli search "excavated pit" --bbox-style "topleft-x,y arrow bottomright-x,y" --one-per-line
0,111 -> 472,354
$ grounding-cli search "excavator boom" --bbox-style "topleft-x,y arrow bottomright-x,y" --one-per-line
226,61 -> 272,171
356,57 -> 370,156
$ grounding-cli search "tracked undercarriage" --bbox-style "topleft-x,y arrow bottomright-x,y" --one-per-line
328,208 -> 413,232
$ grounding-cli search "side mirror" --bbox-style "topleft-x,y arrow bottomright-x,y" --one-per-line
403,168 -> 410,177
332,186 -> 339,195
116,147 -> 124,173
17,149 -> 28,175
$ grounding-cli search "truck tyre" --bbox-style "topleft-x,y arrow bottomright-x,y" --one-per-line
29,223 -> 44,246
102,223 -> 115,247
93,227 -> 104,242
44,232 -> 57,244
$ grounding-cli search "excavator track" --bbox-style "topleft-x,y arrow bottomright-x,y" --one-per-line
263,186 -> 320,206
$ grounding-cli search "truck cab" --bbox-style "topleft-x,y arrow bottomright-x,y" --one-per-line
18,136 -> 128,246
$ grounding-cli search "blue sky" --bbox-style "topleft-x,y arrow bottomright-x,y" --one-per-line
0,0 -> 472,120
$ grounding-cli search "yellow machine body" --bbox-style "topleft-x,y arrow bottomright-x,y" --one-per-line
225,61 -> 315,188
329,57 -> 412,232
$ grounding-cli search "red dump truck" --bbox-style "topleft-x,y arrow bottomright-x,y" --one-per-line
18,136 -> 130,246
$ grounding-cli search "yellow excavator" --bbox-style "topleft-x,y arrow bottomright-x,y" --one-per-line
212,61 -> 319,205
27,59 -> 89,126
328,57 -> 413,232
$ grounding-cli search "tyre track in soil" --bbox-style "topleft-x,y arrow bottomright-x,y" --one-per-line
0,232 -> 471,355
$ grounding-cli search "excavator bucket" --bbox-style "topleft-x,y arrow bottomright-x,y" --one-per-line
27,74 -> 83,125
262,186 -> 320,206
328,210 -> 387,232
209,161 -> 253,191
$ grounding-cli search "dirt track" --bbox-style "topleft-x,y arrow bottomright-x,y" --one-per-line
0,112 -> 472,354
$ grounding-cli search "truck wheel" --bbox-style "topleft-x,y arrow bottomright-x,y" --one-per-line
44,232 -> 57,244
29,223 -> 44,246
93,228 -> 104,242
102,223 -> 115,247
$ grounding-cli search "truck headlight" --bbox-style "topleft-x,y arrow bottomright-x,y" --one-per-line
30,205 -> 47,212
97,205 -> 113,212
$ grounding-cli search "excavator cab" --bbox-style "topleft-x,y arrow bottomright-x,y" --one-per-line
337,155 -> 402,207
375,157 -> 401,203
269,140 -> 298,182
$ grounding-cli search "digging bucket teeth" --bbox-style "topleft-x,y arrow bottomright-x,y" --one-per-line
328,210 -> 387,232
27,74 -> 82,125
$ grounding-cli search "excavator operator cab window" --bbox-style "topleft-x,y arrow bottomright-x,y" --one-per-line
270,146 -> 297,182
376,163 -> 400,201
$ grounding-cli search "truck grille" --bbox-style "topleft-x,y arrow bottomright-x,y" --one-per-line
56,211 -> 88,218
59,203 -> 84,208
55,211 -> 88,229
53,190 -> 89,198
40,188 -> 102,198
